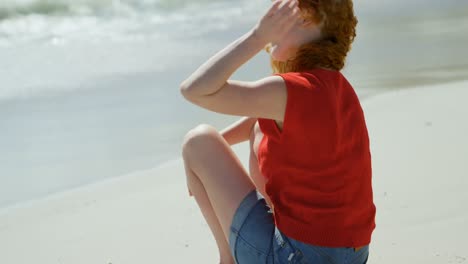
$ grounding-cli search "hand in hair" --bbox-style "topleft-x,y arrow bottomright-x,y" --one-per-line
253,0 -> 302,44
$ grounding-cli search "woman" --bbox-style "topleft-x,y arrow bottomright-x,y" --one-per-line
180,0 -> 376,263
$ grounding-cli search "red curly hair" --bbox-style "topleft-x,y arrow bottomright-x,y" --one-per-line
269,0 -> 358,73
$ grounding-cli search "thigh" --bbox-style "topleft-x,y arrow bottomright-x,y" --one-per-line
183,124 -> 256,242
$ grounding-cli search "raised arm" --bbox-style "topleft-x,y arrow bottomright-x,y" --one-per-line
179,1 -> 301,120
180,0 -> 299,97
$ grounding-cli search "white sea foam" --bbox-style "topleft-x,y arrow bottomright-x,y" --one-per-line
0,0 -> 267,101
0,0 -> 265,44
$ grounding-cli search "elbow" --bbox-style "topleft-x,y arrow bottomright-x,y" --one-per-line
180,79 -> 210,101
180,81 -> 201,103
180,80 -> 193,99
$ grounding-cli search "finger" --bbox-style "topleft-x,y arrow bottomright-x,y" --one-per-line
278,0 -> 298,16
290,10 -> 303,26
288,0 -> 298,9
284,7 -> 302,26
277,0 -> 291,11
271,0 -> 284,10
290,6 -> 301,19
267,0 -> 284,17
279,5 -> 300,23
279,0 -> 297,10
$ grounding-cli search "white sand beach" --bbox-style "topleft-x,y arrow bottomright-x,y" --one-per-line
0,80 -> 467,263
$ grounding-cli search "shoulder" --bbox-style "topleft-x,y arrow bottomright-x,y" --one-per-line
274,70 -> 338,91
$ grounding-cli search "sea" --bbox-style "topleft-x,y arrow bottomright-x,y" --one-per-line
1,0 -> 467,209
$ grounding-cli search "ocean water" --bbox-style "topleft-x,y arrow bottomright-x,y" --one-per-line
1,0 -> 468,208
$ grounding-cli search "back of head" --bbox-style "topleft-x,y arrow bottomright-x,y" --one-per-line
271,0 -> 358,73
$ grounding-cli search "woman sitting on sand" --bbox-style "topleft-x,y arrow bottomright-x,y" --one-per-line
180,0 -> 376,263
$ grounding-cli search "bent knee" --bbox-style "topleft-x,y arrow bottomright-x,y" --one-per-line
182,124 -> 221,153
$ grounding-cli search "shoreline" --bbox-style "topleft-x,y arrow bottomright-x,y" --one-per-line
1,77 -> 466,211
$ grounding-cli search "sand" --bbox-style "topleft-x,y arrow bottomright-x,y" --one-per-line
0,80 -> 467,263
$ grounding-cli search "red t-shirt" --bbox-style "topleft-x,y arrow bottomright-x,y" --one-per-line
257,69 -> 376,248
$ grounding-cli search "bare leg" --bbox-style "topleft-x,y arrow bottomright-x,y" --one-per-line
184,166 -> 234,263
182,124 -> 256,263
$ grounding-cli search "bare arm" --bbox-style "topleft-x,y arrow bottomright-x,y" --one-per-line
221,117 -> 257,146
179,1 -> 300,120
180,0 -> 299,98
180,29 -> 265,98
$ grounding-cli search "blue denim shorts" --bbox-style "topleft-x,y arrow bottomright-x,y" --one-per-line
229,190 -> 370,264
